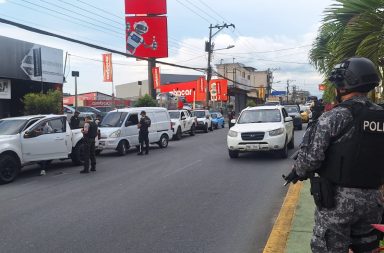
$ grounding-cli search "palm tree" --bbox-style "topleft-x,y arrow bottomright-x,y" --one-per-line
309,0 -> 384,101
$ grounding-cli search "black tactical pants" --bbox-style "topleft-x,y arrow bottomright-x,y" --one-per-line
139,131 -> 149,154
83,138 -> 96,171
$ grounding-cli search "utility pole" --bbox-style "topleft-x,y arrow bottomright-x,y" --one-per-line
148,58 -> 156,99
286,79 -> 295,103
205,23 -> 235,108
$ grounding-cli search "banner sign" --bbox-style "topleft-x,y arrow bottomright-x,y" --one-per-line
271,90 -> 286,96
0,36 -> 63,84
125,0 -> 167,15
159,78 -> 228,103
0,79 -> 11,99
102,53 -> 113,82
125,16 -> 168,58
152,67 -> 161,89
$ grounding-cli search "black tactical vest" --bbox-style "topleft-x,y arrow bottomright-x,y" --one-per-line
319,100 -> 384,188
84,121 -> 98,139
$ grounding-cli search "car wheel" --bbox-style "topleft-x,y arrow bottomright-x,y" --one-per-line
214,123 -> 218,129
117,140 -> 128,156
158,134 -> 169,148
209,123 -> 213,131
278,138 -> 288,159
174,127 -> 182,140
228,150 -> 239,159
189,124 -> 196,136
288,131 -> 295,149
0,154 -> 20,184
222,122 -> 225,128
204,123 -> 208,133
71,141 -> 85,165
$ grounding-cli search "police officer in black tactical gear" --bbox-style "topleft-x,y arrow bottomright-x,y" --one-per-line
80,116 -> 98,173
284,57 -> 384,252
70,111 -> 81,129
137,110 -> 151,155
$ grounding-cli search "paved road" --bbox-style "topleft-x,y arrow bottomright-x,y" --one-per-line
0,126 -> 304,253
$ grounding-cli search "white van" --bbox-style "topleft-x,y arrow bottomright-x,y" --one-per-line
97,107 -> 173,155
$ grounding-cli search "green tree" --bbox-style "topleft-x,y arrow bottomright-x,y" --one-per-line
246,100 -> 257,107
24,90 -> 62,115
309,0 -> 384,102
134,94 -> 158,107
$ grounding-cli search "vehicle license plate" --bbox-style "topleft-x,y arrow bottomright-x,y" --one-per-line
246,144 -> 259,150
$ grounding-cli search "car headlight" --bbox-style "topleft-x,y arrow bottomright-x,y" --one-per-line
228,130 -> 238,137
269,127 -> 284,136
109,130 -> 121,138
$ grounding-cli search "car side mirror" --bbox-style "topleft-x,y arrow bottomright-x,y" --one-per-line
181,116 -> 186,120
24,130 -> 36,138
230,119 -> 236,124
285,116 -> 293,122
300,110 -> 304,113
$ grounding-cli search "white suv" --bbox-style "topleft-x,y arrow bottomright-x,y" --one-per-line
193,110 -> 213,133
227,106 -> 294,159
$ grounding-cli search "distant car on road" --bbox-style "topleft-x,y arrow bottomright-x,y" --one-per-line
283,105 -> 303,130
192,110 -> 213,133
210,112 -> 225,129
77,106 -> 107,118
227,105 -> 294,159
168,109 -> 196,140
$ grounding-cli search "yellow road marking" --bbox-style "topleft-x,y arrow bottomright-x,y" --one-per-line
262,182 -> 303,253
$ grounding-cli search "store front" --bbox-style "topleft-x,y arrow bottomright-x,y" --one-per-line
0,36 -> 63,119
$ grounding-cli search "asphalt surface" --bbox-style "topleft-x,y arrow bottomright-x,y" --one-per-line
0,125 -> 305,253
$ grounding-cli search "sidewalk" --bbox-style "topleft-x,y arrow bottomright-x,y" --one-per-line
285,181 -> 315,252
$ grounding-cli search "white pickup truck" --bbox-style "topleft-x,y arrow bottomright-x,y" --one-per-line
0,115 -> 89,184
168,109 -> 197,140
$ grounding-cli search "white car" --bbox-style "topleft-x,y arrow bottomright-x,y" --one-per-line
98,107 -> 173,155
0,115 -> 91,184
227,105 -> 294,159
168,109 -> 196,140
193,110 -> 213,133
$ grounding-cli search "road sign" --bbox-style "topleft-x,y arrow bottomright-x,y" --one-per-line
271,91 -> 286,96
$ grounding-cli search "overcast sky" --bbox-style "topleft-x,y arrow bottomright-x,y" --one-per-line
0,0 -> 335,97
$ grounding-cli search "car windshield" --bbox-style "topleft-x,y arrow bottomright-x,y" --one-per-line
100,112 -> 128,127
0,119 -> 27,135
238,109 -> 281,124
169,111 -> 180,119
211,113 -> 217,118
194,111 -> 205,118
285,106 -> 299,113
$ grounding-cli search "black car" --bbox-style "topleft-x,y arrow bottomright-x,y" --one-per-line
283,105 -> 303,130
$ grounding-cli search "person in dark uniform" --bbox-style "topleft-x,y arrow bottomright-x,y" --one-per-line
284,57 -> 384,252
80,116 -> 98,173
137,110 -> 151,155
310,97 -> 325,121
70,111 -> 80,129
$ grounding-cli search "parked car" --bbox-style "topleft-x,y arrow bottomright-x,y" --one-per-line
210,112 -> 225,129
227,105 -> 294,159
63,105 -> 95,123
168,109 -> 196,140
98,107 -> 173,155
77,106 -> 107,118
0,115 -> 94,184
193,110 -> 213,133
283,105 -> 303,130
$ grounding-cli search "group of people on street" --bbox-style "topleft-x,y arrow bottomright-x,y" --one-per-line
285,57 -> 384,252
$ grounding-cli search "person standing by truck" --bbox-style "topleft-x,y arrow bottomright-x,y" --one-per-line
80,116 -> 98,173
137,110 -> 151,155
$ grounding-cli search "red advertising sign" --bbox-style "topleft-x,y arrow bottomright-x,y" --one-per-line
152,67 -> 161,89
319,84 -> 326,91
102,53 -> 113,82
126,16 -> 168,58
159,78 -> 228,103
125,0 -> 167,15
84,100 -> 131,107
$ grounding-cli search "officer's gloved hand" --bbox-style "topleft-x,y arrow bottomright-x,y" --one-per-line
282,169 -> 300,185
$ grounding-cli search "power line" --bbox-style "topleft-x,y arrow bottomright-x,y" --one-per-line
17,0 -> 124,37
77,0 -> 123,21
184,0 -> 220,24
0,17 -> 205,72
175,0 -> 212,24
215,45 -> 312,55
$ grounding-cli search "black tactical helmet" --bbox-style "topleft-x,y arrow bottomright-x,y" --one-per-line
328,57 -> 380,92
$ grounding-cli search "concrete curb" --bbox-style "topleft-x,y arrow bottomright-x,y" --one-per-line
262,182 -> 303,253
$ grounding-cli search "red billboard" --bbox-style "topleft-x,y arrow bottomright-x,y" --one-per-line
125,16 -> 168,58
159,79 -> 228,103
125,0 -> 167,15
84,100 -> 131,107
